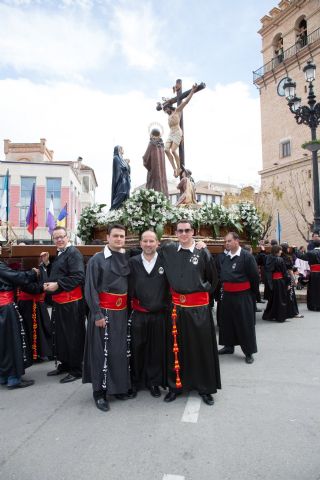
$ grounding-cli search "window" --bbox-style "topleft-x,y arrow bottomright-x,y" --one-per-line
46,178 -> 61,219
20,177 -> 36,227
82,176 -> 89,193
280,140 -> 291,158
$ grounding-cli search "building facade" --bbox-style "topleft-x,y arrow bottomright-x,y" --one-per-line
0,139 -> 97,243
253,0 -> 320,244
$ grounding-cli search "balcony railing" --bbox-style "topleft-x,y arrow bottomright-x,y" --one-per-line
253,27 -> 320,83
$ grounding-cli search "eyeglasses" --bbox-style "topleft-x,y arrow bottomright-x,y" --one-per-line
177,228 -> 192,234
53,235 -> 67,241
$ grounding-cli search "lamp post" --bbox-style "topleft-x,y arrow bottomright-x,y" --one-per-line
283,60 -> 320,233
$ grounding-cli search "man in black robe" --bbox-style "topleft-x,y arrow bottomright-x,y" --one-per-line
83,224 -> 131,412
128,230 -> 169,398
41,227 -> 85,383
159,219 -> 221,406
0,249 -> 38,389
294,239 -> 320,311
17,263 -> 52,363
217,232 -> 259,364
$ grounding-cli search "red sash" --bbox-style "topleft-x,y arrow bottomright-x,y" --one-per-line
18,292 -> 45,303
171,290 -> 209,307
272,272 -> 283,280
52,285 -> 83,304
131,298 -> 149,312
310,264 -> 320,272
99,292 -> 127,310
0,291 -> 14,306
223,281 -> 250,292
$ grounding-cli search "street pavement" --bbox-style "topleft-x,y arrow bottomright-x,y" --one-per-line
1,303 -> 320,480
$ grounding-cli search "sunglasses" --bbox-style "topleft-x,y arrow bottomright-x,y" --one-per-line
177,228 -> 192,234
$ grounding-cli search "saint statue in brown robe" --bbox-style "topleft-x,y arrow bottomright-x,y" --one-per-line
143,129 -> 169,198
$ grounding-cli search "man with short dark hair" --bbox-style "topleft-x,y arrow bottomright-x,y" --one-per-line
83,224 -> 131,412
41,226 -> 86,383
160,219 -> 221,406
307,231 -> 320,251
0,247 -> 38,389
217,232 -> 259,364
294,238 -> 320,311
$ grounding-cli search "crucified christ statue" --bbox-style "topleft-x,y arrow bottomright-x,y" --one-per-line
157,80 -> 206,178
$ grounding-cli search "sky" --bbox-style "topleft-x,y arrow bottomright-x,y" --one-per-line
0,0 -> 278,206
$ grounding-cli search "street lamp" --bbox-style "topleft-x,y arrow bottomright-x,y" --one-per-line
283,60 -> 320,233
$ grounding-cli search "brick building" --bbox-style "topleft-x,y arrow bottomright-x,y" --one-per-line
253,0 -> 320,244
0,139 -> 97,243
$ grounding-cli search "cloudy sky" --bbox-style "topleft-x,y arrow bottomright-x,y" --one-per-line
0,0 -> 277,205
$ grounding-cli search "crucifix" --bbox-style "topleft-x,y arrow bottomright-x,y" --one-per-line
156,79 -> 206,177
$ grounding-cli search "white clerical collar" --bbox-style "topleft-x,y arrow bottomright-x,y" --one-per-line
104,245 -> 125,258
177,241 -> 195,253
227,246 -> 241,259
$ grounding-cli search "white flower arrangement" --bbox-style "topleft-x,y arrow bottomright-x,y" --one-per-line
78,192 -> 263,244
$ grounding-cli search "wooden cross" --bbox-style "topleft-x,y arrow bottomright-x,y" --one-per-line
156,79 -> 205,169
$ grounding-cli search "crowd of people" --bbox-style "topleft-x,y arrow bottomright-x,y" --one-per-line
0,225 -> 319,412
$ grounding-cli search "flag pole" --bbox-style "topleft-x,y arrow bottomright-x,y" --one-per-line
5,170 -> 9,243
32,183 -> 35,244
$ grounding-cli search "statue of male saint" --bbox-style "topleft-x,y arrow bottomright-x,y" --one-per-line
143,129 -> 169,198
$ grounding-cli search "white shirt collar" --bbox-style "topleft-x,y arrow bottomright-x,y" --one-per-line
104,245 -> 112,258
177,241 -> 195,253
141,252 -> 158,274
104,245 -> 126,258
227,246 -> 242,259
57,242 -> 71,254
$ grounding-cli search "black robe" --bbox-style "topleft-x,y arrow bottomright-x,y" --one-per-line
83,250 -> 131,394
0,262 -> 37,379
262,255 -> 290,323
128,254 -> 169,389
160,243 -> 221,395
45,246 -> 85,375
281,253 -> 299,318
217,249 -> 259,353
295,247 -> 320,311
18,265 -> 52,362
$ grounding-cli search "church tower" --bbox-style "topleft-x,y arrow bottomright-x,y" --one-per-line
253,0 -> 320,244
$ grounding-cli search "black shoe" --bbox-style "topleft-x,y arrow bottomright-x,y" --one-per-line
8,379 -> 34,389
59,374 -> 81,384
200,393 -> 214,406
114,393 -> 128,400
218,346 -> 234,355
245,355 -> 254,364
127,388 -> 137,399
164,391 -> 180,403
150,386 -> 161,398
47,366 -> 67,376
94,397 -> 110,412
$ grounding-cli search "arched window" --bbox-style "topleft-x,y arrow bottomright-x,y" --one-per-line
273,33 -> 284,65
296,17 -> 307,49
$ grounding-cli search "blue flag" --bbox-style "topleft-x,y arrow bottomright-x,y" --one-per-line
0,169 -> 9,222
276,210 -> 282,244
57,203 -> 68,227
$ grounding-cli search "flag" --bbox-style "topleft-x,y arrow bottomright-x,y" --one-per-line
47,194 -> 55,234
276,210 -> 282,244
56,203 -> 68,227
26,183 -> 38,234
0,169 -> 9,222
